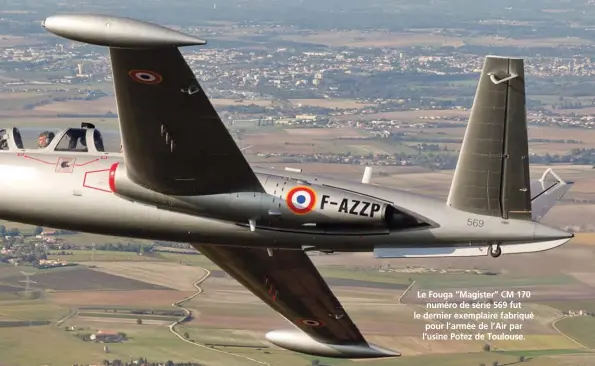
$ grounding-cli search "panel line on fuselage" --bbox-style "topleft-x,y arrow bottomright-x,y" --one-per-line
11,151 -> 116,167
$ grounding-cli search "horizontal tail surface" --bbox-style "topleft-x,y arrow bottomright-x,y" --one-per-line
530,168 -> 573,221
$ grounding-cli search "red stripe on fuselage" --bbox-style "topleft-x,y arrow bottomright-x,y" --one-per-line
108,162 -> 119,192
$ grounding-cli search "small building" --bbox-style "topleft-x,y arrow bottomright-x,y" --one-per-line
90,330 -> 124,343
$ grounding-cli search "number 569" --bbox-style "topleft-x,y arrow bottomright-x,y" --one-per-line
467,218 -> 484,227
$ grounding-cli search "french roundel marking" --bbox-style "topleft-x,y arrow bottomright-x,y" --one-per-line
297,318 -> 325,328
129,69 -> 163,85
286,186 -> 317,214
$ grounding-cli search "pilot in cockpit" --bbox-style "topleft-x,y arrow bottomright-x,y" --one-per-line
37,131 -> 55,148
76,134 -> 87,150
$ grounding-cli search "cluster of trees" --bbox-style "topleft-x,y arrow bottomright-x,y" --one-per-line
129,309 -> 186,317
0,225 -> 75,237
390,133 -> 462,145
530,148 -> 595,165
408,147 -> 595,170
88,242 -> 153,254
258,139 -> 595,170
153,241 -> 192,249
22,94 -> 106,111
482,343 -> 526,364
318,70 -> 478,100
0,225 -> 26,237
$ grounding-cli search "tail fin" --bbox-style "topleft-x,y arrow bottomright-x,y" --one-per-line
447,56 -> 531,220
530,168 -> 573,222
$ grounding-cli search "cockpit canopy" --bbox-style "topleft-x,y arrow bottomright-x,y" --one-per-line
0,128 -> 23,150
0,123 -> 121,153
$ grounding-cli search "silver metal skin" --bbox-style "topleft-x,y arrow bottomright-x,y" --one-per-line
265,329 -> 401,358
0,14 -> 573,359
42,14 -> 207,48
0,141 -> 571,251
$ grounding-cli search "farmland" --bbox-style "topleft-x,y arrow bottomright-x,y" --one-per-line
275,29 -> 592,48
47,250 -> 156,262
555,317 -> 595,349
88,261 -> 207,291
0,241 -> 594,365
0,100 -> 594,364
1,267 -> 171,291
48,290 -> 196,308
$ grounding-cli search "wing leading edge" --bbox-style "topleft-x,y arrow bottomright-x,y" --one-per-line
193,245 -> 399,359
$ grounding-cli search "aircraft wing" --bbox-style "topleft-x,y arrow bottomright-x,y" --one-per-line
194,245 -> 399,358
110,47 -> 264,195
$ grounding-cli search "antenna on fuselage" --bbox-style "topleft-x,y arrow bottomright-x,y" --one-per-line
362,166 -> 373,184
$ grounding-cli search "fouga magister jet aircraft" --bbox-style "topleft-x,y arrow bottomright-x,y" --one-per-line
0,13 -> 573,358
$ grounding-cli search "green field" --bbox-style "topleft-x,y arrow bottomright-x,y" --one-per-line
164,325 -> 580,366
492,334 -> 584,351
66,232 -> 152,245
48,250 -> 156,262
0,263 -> 33,278
77,312 -> 179,321
0,299 -> 67,321
0,295 -> 589,366
0,218 -> 593,366
556,316 -> 595,348
156,252 -> 222,270
0,324 -> 265,366
0,259 -> 591,366
496,348 -> 591,358
314,267 -> 578,289
0,263 -> 80,279
317,266 -> 413,285
184,302 -> 272,319
0,220 -> 38,235
341,351 -> 565,366
79,306 -> 181,312
177,326 -> 267,347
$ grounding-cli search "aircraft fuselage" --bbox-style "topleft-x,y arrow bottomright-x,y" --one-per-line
0,150 -> 571,255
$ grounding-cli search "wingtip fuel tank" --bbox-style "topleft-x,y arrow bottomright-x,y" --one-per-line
265,329 -> 400,359
42,14 -> 207,48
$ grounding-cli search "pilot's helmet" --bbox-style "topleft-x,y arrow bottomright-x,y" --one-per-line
37,131 -> 55,148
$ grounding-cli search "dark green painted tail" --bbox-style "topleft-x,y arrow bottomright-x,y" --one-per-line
447,56 -> 532,220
